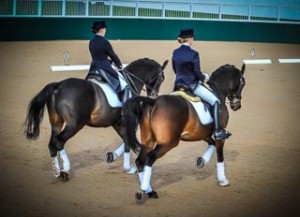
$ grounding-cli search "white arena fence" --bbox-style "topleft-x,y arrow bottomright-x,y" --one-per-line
1,0 -> 300,24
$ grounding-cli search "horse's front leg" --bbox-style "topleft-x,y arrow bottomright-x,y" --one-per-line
106,142 -> 136,173
196,138 -> 216,168
215,140 -> 229,186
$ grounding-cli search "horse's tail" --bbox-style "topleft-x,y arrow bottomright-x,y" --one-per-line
123,96 -> 156,154
24,82 -> 59,141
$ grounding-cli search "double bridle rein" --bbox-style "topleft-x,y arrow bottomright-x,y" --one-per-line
208,73 -> 244,106
122,68 -> 164,98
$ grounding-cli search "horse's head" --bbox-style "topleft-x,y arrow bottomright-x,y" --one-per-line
227,64 -> 246,110
145,59 -> 168,98
208,64 -> 246,111
124,58 -> 168,98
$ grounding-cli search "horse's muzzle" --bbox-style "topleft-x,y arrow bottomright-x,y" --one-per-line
229,98 -> 241,111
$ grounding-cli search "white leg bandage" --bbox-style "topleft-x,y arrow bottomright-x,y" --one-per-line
216,161 -> 229,186
123,152 -> 131,171
51,156 -> 60,178
59,149 -> 70,173
113,142 -> 125,160
123,152 -> 136,174
202,145 -> 216,164
141,166 -> 152,192
138,172 -> 144,184
139,171 -> 153,193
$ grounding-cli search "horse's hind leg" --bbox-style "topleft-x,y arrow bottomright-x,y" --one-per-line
48,116 -> 65,179
134,146 -> 159,204
137,144 -> 174,202
215,140 -> 229,187
49,128 -> 61,178
53,123 -> 84,181
135,146 -> 154,193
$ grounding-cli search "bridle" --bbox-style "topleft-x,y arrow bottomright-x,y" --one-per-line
227,74 -> 245,107
123,68 -> 164,98
208,73 -> 244,107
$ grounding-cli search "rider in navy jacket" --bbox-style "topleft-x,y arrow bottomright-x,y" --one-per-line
88,21 -> 130,104
172,28 -> 231,140
172,40 -> 205,88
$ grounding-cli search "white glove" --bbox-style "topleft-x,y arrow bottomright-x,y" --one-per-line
203,73 -> 210,82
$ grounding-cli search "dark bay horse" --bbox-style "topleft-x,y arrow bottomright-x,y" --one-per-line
123,64 -> 246,203
24,58 -> 168,181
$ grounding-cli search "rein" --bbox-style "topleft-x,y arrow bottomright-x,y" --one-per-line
123,68 -> 163,96
208,73 -> 244,104
207,80 -> 227,101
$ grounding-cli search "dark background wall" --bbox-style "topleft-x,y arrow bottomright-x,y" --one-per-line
1,17 -> 299,43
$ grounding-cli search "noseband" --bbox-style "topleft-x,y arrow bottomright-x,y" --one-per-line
227,75 -> 244,106
208,73 -> 244,106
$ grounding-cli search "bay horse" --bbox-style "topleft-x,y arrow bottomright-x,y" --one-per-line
24,58 -> 168,181
123,64 -> 246,203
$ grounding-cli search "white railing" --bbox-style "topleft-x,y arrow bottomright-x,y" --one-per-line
1,0 -> 299,24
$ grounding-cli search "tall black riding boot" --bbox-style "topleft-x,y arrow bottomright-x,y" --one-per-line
213,102 -> 231,140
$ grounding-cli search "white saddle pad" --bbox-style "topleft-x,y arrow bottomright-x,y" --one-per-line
89,79 -> 122,108
88,66 -> 131,108
189,101 -> 214,125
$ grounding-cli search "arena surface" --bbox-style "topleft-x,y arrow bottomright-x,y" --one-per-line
0,40 -> 299,217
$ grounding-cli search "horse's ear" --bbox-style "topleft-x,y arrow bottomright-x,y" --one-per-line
162,60 -> 169,70
241,63 -> 246,75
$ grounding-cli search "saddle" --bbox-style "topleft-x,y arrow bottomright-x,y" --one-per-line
171,85 -> 213,125
86,69 -> 120,91
171,85 -> 200,102
86,69 -> 125,107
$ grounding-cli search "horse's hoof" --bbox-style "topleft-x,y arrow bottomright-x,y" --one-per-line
59,171 -> 69,181
196,157 -> 205,169
218,179 -> 230,187
125,165 -> 137,174
146,190 -> 159,199
135,191 -> 146,205
106,152 -> 114,164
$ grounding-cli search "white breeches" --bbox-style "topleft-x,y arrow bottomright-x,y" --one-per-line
194,84 -> 219,106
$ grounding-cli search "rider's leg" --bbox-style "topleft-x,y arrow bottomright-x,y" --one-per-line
213,102 -> 231,140
193,84 -> 231,140
118,72 -> 132,104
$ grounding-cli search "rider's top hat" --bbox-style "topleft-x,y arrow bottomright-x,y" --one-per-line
91,21 -> 107,30
178,28 -> 194,38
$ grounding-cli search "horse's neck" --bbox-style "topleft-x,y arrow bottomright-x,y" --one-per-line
208,82 -> 227,102
122,70 -> 142,96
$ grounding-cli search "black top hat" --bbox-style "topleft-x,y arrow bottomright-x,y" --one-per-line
91,21 -> 107,30
178,28 -> 194,38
